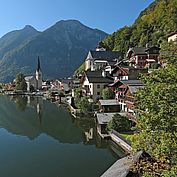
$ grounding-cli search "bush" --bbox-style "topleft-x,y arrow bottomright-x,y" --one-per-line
107,114 -> 132,132
77,97 -> 92,113
102,87 -> 114,99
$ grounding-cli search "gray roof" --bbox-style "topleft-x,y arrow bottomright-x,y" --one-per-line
85,71 -> 113,83
127,46 -> 160,56
129,85 -> 144,94
25,76 -> 34,81
99,99 -> 120,106
97,113 -> 116,124
120,80 -> 143,86
87,50 -> 122,61
57,78 -> 72,84
101,151 -> 144,177
97,112 -> 126,125
129,47 -> 147,55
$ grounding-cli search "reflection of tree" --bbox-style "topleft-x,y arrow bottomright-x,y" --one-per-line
16,96 -> 27,111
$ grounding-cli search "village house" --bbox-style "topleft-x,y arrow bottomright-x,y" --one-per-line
99,99 -> 120,113
25,57 -> 43,92
126,46 -> 160,68
81,70 -> 113,101
168,32 -> 177,42
56,78 -> 72,94
96,113 -> 117,138
124,81 -> 144,121
110,65 -> 148,82
96,112 -> 126,139
109,80 -> 143,115
85,43 -> 122,72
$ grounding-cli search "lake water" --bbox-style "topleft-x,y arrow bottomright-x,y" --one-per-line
0,96 -> 124,177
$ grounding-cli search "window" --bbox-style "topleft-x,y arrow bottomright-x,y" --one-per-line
97,84 -> 100,89
97,92 -> 100,95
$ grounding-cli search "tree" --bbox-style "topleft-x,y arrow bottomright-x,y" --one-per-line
74,62 -> 85,76
132,41 -> 177,176
77,97 -> 92,114
15,73 -> 27,91
107,114 -> 132,132
160,40 -> 177,64
102,87 -> 114,99
103,0 -> 177,53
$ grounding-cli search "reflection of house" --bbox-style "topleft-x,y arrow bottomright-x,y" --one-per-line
168,32 -> 177,42
127,46 -> 160,68
25,57 -> 42,92
99,99 -> 120,113
81,70 -> 113,101
84,128 -> 94,142
85,47 -> 122,71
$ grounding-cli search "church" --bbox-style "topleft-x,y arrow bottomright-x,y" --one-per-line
25,57 -> 43,92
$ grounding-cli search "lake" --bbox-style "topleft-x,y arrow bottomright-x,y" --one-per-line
0,95 -> 124,177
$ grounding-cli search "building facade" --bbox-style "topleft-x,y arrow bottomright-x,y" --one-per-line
25,57 -> 43,92
127,46 -> 160,68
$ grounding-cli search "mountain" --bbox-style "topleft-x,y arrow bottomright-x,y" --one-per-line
103,0 -> 177,54
0,25 -> 40,59
0,20 -> 107,82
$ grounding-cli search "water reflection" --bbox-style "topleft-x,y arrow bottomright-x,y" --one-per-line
0,96 -> 125,177
0,96 -> 83,142
1,96 -> 125,156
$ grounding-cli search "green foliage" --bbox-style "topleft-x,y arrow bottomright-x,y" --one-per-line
74,62 -> 85,76
74,88 -> 82,101
132,41 -> 177,176
15,73 -> 27,91
77,97 -> 92,113
149,62 -> 160,69
101,87 -> 114,99
107,114 -> 132,132
160,40 -> 177,64
103,0 -> 177,52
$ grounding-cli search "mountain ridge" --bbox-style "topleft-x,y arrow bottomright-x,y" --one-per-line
0,20 -> 108,82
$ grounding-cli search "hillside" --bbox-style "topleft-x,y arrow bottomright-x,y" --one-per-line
103,0 -> 177,54
0,25 -> 40,60
0,20 -> 107,82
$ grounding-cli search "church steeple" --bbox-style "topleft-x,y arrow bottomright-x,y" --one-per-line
36,56 -> 42,90
37,56 -> 41,72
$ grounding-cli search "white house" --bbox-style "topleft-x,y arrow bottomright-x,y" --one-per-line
81,70 -> 113,101
85,48 -> 122,71
168,32 -> 177,42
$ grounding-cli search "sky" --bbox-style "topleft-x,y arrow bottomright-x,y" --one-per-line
0,0 -> 154,37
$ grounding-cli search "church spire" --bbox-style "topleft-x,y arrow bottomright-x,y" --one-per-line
37,56 -> 41,72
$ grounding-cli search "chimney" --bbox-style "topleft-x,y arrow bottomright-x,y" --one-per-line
102,70 -> 106,77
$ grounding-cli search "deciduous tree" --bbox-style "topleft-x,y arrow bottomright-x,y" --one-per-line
132,41 -> 177,176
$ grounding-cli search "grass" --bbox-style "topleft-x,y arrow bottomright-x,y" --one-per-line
120,132 -> 134,143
